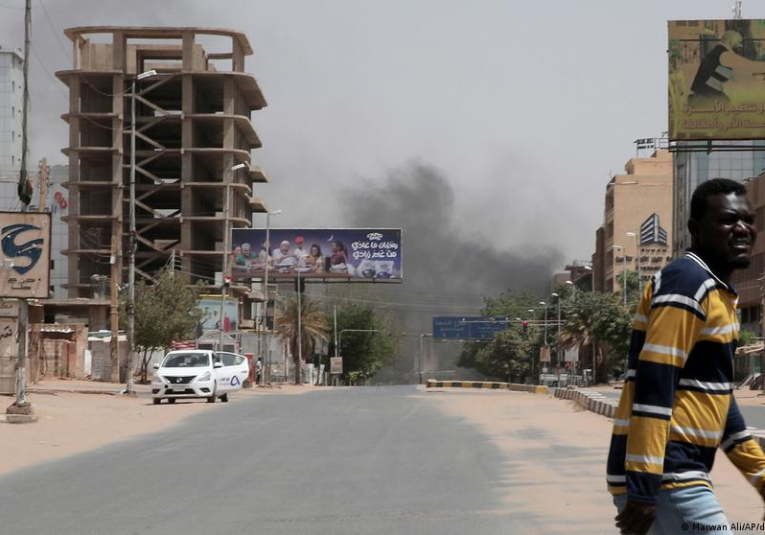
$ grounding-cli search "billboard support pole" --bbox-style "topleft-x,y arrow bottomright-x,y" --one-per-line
261,209 -> 281,384
296,269 -> 302,385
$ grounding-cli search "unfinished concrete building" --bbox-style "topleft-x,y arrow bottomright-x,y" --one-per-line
56,27 -> 268,325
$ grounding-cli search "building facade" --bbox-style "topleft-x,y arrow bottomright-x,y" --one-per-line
598,149 -> 673,292
672,141 -> 765,255
56,27 -> 269,323
0,45 -> 23,207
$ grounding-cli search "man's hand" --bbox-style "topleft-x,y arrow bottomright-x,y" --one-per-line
615,500 -> 656,535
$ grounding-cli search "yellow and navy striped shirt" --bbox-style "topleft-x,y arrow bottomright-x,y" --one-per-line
606,252 -> 765,504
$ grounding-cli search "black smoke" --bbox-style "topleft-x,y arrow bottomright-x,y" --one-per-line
339,161 -> 563,382
343,161 -> 562,298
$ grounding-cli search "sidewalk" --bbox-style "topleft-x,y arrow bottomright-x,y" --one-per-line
28,378 -> 151,396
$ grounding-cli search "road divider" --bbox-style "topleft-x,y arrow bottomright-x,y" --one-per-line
553,387 -> 765,450
426,380 -> 548,395
555,387 -> 617,418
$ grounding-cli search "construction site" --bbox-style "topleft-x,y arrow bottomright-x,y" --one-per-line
55,26 -> 269,329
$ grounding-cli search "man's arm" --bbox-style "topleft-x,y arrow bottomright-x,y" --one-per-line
721,396 -> 765,493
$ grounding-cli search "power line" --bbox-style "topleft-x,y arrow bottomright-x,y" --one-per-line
37,0 -> 70,62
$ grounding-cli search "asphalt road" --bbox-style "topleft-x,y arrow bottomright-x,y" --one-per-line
0,386 -> 526,535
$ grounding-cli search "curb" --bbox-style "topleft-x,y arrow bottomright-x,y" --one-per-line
554,387 -> 617,418
426,380 -> 548,395
554,387 -> 765,450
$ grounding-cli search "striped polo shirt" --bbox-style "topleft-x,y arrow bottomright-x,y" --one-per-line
606,251 -> 765,504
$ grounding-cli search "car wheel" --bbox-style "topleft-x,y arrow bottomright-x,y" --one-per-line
207,383 -> 216,403
167,398 -> 176,404
221,393 -> 229,403
153,398 -> 161,405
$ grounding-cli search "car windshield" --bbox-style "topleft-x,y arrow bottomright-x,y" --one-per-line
162,353 -> 210,368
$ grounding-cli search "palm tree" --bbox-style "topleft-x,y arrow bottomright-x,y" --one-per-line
274,294 -> 329,385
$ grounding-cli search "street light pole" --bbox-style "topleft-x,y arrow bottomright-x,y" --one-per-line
551,292 -> 560,368
261,209 -> 281,385
612,245 -> 626,307
125,69 -> 156,395
627,231 -> 641,294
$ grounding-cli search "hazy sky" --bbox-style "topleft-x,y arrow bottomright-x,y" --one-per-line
0,0 -> 753,272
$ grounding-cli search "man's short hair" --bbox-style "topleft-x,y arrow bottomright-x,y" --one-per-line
690,178 -> 747,221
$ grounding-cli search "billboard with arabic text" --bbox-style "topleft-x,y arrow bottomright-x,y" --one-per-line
669,19 -> 765,140
230,228 -> 402,282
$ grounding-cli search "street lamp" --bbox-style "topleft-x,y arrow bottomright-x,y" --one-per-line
261,208 -> 281,385
126,69 -> 157,394
539,301 -> 548,345
626,231 -> 641,293
551,292 -> 561,367
612,245 -> 627,307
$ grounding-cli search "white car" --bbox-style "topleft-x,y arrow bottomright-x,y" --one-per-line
151,349 -> 244,404
214,351 -> 251,391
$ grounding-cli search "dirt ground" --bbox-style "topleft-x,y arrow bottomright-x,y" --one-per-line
0,380 -> 312,477
423,388 -> 765,535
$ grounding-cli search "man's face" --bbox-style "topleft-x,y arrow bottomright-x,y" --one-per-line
280,243 -> 289,253
691,193 -> 757,270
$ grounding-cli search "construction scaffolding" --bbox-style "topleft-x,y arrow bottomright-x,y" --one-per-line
56,27 -> 269,322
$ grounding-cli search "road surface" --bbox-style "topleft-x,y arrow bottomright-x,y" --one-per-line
1,386 -> 763,534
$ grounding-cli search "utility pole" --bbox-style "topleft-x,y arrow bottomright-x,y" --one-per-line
110,235 -> 120,381
8,0 -> 33,415
125,74 -> 138,395
37,158 -> 48,211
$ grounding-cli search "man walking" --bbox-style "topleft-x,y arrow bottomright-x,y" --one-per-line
608,179 -> 765,534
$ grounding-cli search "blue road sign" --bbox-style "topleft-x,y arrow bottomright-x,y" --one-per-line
432,316 -> 509,340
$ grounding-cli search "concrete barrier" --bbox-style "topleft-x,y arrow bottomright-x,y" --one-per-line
553,387 -> 765,450
426,380 -> 548,395
554,386 -> 617,419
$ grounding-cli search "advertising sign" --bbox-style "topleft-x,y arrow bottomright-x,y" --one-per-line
330,357 -> 343,374
0,212 -> 51,299
540,345 -> 551,363
669,19 -> 765,140
432,316 -> 509,340
197,295 -> 239,333
230,228 -> 402,281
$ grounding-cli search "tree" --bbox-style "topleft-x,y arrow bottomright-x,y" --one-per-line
458,291 -> 537,381
328,304 -> 399,384
274,294 -> 329,385
558,291 -> 631,384
120,267 -> 205,386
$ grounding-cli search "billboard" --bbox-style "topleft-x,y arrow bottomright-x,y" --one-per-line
669,19 -> 765,140
197,295 -> 239,334
230,228 -> 402,281
0,212 -> 51,299
432,316 -> 509,340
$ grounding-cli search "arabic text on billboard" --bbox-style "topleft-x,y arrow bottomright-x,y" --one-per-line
230,229 -> 402,281
432,316 -> 509,340
669,19 -> 765,140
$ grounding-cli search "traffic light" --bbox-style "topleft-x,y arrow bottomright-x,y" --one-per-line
522,321 -> 529,336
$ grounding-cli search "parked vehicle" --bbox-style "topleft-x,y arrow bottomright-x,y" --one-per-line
151,349 -> 243,404
214,351 -> 251,390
